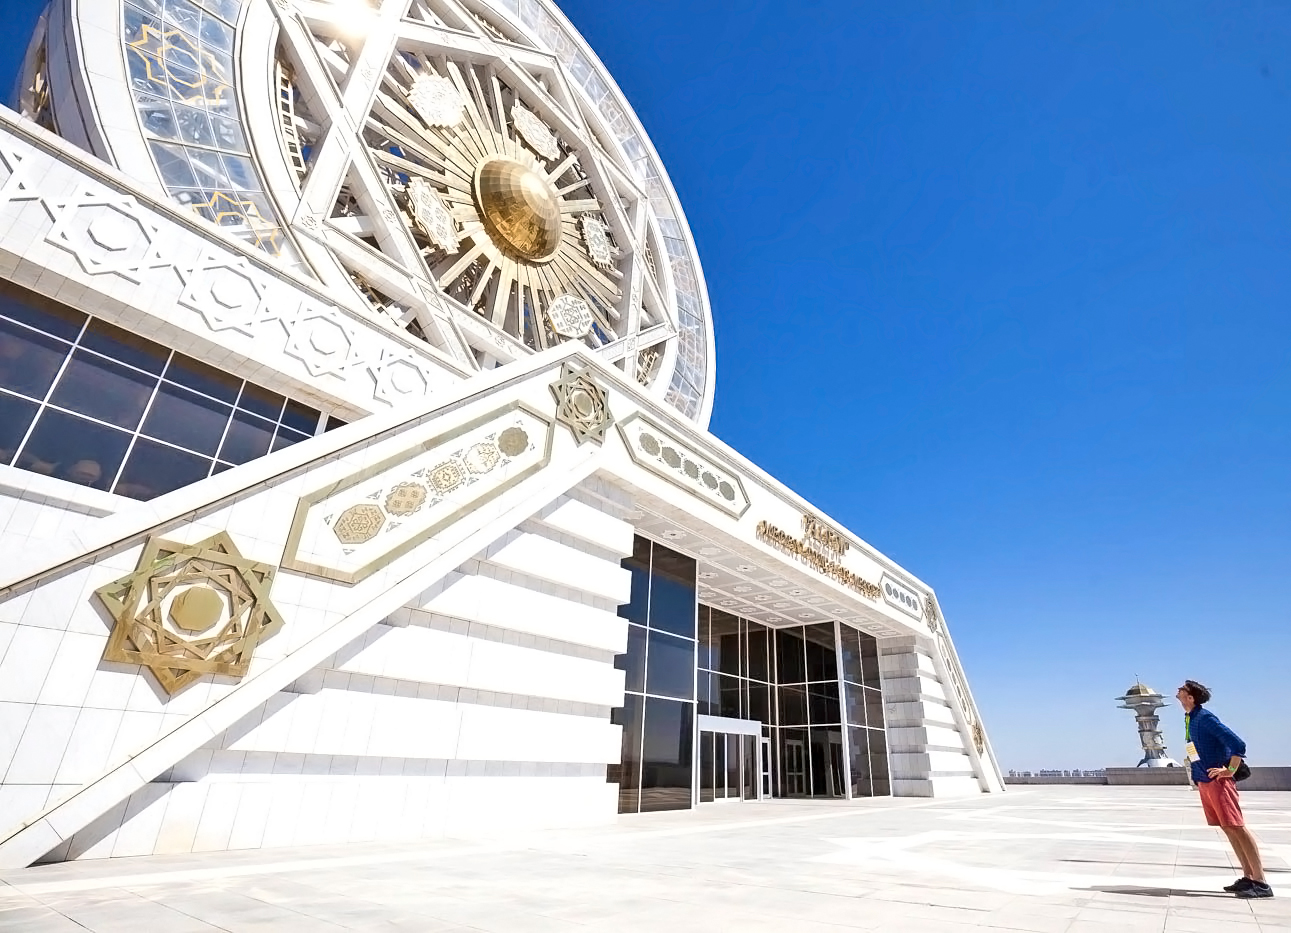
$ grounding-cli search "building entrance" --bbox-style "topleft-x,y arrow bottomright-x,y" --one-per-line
697,716 -> 762,802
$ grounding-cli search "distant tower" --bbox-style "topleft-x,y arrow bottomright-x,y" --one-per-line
1116,682 -> 1181,768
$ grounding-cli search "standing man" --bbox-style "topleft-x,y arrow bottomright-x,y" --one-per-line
1177,680 -> 1273,899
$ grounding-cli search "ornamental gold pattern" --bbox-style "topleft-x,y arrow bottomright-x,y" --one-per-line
366,57 -> 622,349
95,531 -> 284,695
549,363 -> 612,445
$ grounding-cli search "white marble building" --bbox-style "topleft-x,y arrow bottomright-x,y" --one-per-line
0,0 -> 1003,868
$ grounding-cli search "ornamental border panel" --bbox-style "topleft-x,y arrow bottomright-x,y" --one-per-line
614,411 -> 750,518
280,400 -> 555,584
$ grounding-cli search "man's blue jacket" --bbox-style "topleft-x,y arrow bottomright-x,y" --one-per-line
1186,705 -> 1246,784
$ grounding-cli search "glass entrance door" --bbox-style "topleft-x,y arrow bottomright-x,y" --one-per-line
698,731 -> 760,802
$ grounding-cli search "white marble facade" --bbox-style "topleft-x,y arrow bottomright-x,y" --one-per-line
0,0 -> 1003,868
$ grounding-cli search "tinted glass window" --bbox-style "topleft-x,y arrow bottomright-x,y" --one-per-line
281,398 -> 319,433
843,681 -> 867,728
645,629 -> 694,700
237,382 -> 285,420
617,536 -> 650,625
849,727 -> 872,797
860,632 -> 881,687
142,382 -> 230,455
778,684 -> 807,726
648,546 -> 695,638
639,697 -> 693,812
79,319 -> 169,374
611,693 -> 643,814
49,351 -> 156,430
804,623 -> 837,682
18,410 -> 131,490
840,628 -> 863,684
747,625 -> 770,682
0,392 -> 37,464
614,624 -> 646,694
0,285 -> 85,340
116,438 -> 212,499
776,628 -> 806,684
706,609 -> 739,675
0,319 -> 69,399
219,409 -> 275,463
808,682 -> 840,725
165,352 -> 240,403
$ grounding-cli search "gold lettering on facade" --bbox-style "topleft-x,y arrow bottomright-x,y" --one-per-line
756,514 -> 881,601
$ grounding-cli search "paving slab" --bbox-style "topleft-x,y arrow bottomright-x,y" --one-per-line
0,786 -> 1288,932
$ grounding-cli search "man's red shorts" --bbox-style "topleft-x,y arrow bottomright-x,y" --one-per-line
1198,777 -> 1244,827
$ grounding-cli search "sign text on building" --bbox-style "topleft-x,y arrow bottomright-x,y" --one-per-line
755,513 -> 881,601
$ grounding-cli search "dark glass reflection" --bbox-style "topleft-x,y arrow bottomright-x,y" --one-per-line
281,399 -> 319,434
849,727 -> 872,797
49,350 -> 156,430
695,670 -> 714,716
778,684 -> 807,727
219,409 -> 275,464
804,623 -> 837,682
779,728 -> 809,797
860,632 -> 881,687
0,392 -> 37,464
614,624 -> 646,694
707,609 -> 739,675
747,627 -> 770,682
17,410 -> 130,490
864,687 -> 885,730
716,673 -> 739,718
644,629 -> 694,700
0,318 -> 69,399
0,285 -> 85,340
611,693 -> 643,814
776,628 -> 806,684
639,697 -> 693,812
809,728 -> 845,797
808,682 -> 840,725
746,683 -> 771,725
843,681 -> 867,727
648,547 -> 695,638
237,382 -> 285,420
870,729 -> 891,795
142,382 -> 230,456
618,536 -> 650,625
840,628 -> 863,684
166,352 -> 241,403
116,438 -> 211,499
79,319 -> 168,375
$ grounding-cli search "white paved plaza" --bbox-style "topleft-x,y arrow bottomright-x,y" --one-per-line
0,786 -> 1287,932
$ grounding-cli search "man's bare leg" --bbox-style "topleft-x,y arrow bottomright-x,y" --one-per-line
1220,826 -> 1264,882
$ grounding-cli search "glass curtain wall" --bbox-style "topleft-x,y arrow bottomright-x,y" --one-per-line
609,534 -> 891,810
610,537 -> 697,813
841,627 -> 891,796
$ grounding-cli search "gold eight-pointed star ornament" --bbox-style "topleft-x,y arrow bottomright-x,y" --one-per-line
95,532 -> 285,695
549,363 -> 613,446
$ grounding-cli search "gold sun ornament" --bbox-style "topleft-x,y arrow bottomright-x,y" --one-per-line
364,54 -> 623,350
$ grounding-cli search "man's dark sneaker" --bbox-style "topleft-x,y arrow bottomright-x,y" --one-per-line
1224,877 -> 1254,893
1235,881 -> 1274,899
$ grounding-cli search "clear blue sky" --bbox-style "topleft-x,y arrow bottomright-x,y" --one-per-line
4,1 -> 1289,772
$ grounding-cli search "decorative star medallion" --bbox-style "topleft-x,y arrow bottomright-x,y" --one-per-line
408,73 -> 465,127
511,103 -> 560,160
549,362 -> 612,445
95,532 -> 285,694
406,178 -> 460,253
